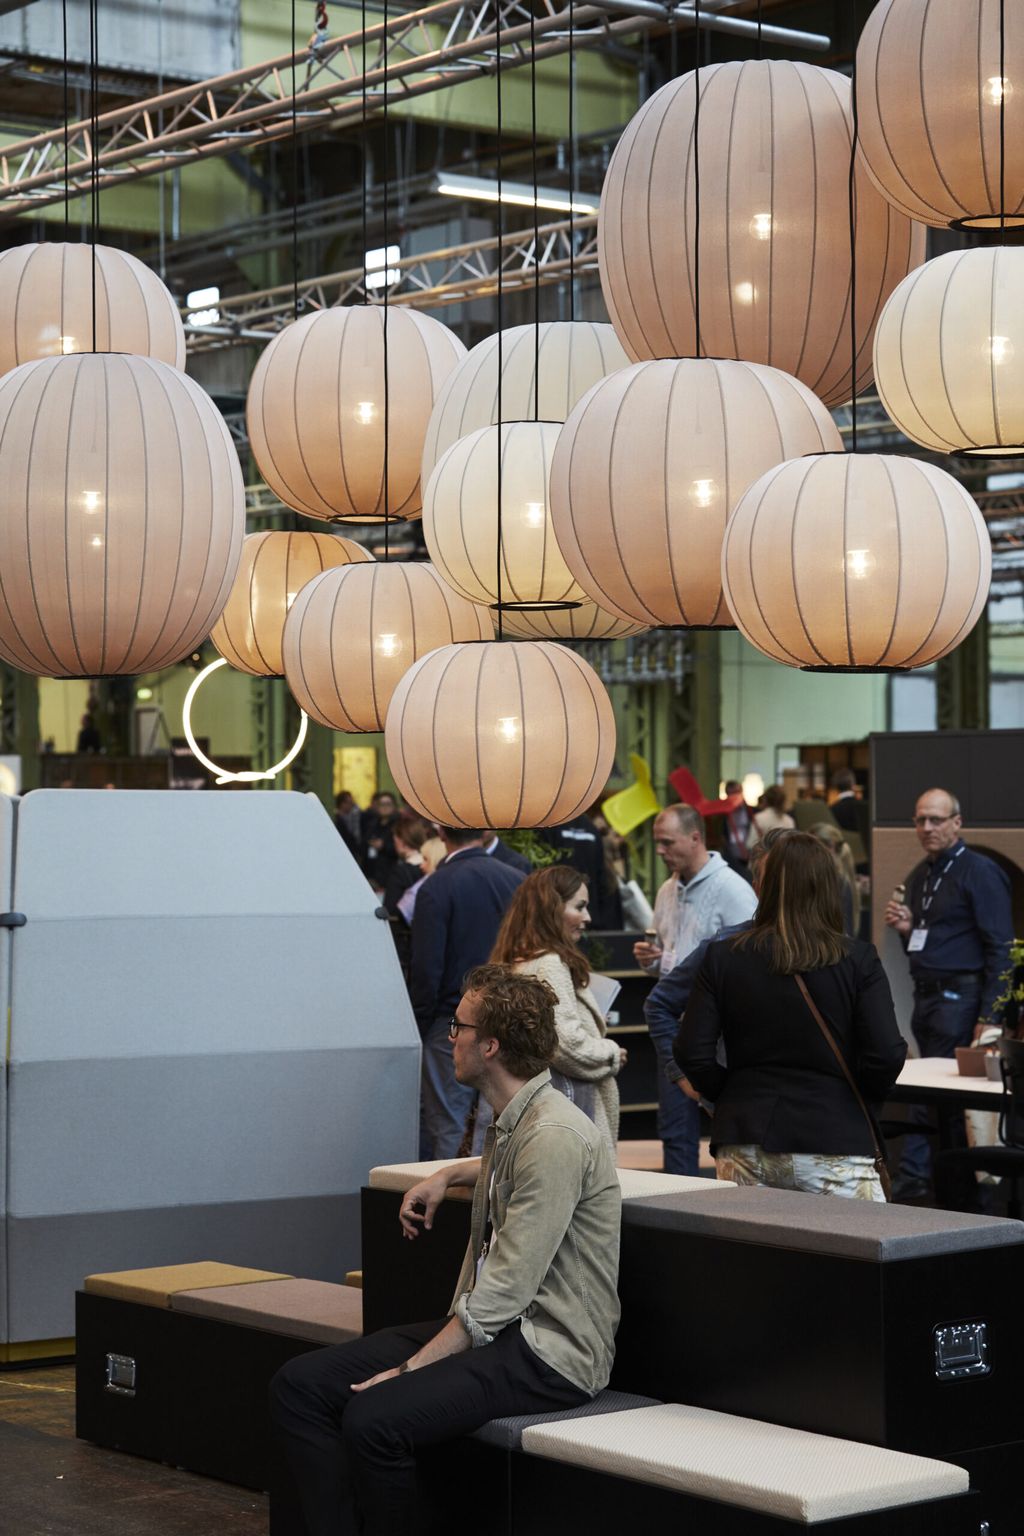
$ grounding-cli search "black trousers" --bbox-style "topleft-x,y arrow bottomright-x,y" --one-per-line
269,1317 -> 587,1536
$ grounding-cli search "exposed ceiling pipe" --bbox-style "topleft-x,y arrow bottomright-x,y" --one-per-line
585,0 -> 830,51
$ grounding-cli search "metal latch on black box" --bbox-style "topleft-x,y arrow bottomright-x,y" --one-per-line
104,1353 -> 136,1397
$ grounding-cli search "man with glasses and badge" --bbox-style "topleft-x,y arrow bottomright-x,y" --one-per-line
884,787 -> 1013,1201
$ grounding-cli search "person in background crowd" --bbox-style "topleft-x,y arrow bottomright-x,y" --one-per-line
809,822 -> 859,940
646,829 -> 790,1129
410,826 -> 525,1158
884,787 -> 1014,1201
677,833 -> 906,1200
721,779 -> 753,879
334,791 -> 362,861
420,837 -> 446,875
383,813 -> 431,917
270,964 -> 621,1536
633,805 -> 758,1174
482,830 -> 531,875
482,865 -> 625,1152
361,791 -> 399,893
829,768 -> 860,832
746,784 -> 795,849
540,811 -> 622,929
76,712 -> 101,753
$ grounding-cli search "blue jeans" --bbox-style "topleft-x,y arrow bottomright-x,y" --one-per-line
898,983 -> 981,1183
420,1018 -> 476,1160
657,1069 -> 701,1175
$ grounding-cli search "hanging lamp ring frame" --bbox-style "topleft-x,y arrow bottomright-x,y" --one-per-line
183,656 -> 308,785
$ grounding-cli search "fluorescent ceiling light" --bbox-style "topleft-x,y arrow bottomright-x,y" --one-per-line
365,245 -> 401,289
186,285 -> 220,326
436,172 -> 599,215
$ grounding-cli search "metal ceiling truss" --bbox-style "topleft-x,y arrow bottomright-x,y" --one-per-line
0,1 -> 828,218
185,212 -> 597,349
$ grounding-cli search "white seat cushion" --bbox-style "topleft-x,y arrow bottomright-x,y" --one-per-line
520,1404 -> 969,1524
369,1161 -> 734,1199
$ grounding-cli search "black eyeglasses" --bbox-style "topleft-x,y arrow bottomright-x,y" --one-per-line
913,815 -> 956,828
448,1017 -> 481,1041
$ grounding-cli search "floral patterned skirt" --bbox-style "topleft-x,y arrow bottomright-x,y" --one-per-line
716,1144 -> 886,1202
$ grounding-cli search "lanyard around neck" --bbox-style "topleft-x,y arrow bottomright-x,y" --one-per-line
920,843 -> 965,918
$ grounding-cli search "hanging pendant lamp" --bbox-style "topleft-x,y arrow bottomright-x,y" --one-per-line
0,353 -> 244,677
720,453 -> 991,672
211,530 -> 373,678
550,358 -> 842,630
857,0 -> 1023,230
0,243 -> 186,375
385,639 -> 616,828
597,60 -> 924,406
499,602 -> 645,641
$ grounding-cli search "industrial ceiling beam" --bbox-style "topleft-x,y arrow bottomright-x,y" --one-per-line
0,0 -> 829,217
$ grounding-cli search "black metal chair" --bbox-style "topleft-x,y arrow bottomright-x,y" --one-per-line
936,1038 -> 1024,1218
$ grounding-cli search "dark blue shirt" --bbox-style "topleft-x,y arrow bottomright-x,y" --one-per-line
903,840 -> 1013,1021
642,921 -> 753,1082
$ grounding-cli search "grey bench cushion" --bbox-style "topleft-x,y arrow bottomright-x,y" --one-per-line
472,1389 -> 660,1451
623,1184 -> 1024,1261
171,1277 -> 362,1344
521,1404 -> 969,1523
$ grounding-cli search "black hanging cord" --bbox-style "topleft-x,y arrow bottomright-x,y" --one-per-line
361,0 -> 368,302
692,0 -> 701,358
999,0 -> 1006,231
382,0 -> 390,554
291,0 -> 299,321
530,6 -> 539,419
89,0 -> 98,351
848,0 -> 859,452
62,0 -> 69,233
495,1 -> 504,638
568,0 -> 575,321
757,0 -> 763,61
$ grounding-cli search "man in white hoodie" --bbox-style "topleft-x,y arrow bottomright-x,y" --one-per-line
633,803 -> 757,1173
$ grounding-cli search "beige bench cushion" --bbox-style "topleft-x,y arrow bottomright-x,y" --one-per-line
172,1278 -> 362,1345
369,1161 -> 733,1201
84,1262 -> 290,1308
520,1404 -> 969,1524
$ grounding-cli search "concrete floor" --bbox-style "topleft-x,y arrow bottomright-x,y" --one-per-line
0,1365 -> 268,1536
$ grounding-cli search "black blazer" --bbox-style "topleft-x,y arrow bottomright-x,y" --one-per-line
675,937 -> 906,1156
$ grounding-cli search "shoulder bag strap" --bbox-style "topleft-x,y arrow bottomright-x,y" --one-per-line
794,974 -> 892,1201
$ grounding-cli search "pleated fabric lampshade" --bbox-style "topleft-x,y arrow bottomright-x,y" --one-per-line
0,354 -> 244,678
247,306 -> 466,524
550,358 -> 842,630
385,640 -> 616,828
873,247 -> 1024,455
211,530 -> 373,677
857,0 -> 1024,229
598,60 -> 925,406
0,242 -> 186,375
424,421 -> 586,611
721,454 -> 991,671
499,603 -> 645,641
420,321 -> 629,484
282,560 -> 492,733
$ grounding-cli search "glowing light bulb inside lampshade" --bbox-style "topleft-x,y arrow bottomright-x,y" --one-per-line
749,211 -> 773,240
985,76 -> 1012,106
844,547 -> 875,581
989,335 -> 1013,365
355,400 -> 376,425
82,489 -> 102,512
523,501 -> 545,528
376,632 -> 402,659
60,335 -> 77,355
689,478 -> 718,509
496,715 -> 521,744
734,282 -> 756,306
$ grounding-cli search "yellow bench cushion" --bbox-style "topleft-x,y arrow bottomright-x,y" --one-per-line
84,1261 -> 291,1308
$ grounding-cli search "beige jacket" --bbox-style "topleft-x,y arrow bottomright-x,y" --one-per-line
515,952 -> 621,1150
451,1070 -> 622,1395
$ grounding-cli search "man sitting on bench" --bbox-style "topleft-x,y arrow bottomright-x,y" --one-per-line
270,962 -> 623,1536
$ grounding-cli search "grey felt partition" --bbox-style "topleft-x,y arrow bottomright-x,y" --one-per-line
1,789 -> 420,1346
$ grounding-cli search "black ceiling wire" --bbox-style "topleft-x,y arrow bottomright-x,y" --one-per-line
757,0 -> 763,61
495,0 -> 504,639
382,0 -> 390,554
999,0 -> 1006,232
530,4 -> 540,420
568,0 -> 575,322
693,0 -> 701,358
848,0 -> 859,453
62,0 -> 69,234
89,0 -> 98,352
361,0 -> 368,303
291,0 -> 299,322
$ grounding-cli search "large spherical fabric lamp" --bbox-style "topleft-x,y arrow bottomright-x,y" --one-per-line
421,320 -> 629,484
211,530 -> 373,677
721,454 -> 991,671
857,0 -> 1024,229
385,640 -> 616,828
282,561 -> 492,733
0,353 -> 244,677
873,247 -> 1024,456
550,358 -> 842,630
500,603 -> 645,641
423,421 -> 585,611
597,61 -> 925,406
0,242 -> 186,374
247,306 -> 466,524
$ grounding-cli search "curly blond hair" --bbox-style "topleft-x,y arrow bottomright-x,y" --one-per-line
462,963 -> 558,1078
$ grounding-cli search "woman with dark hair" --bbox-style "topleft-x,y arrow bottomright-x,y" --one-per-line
675,832 -> 906,1199
483,865 -> 625,1151
382,812 -> 431,917
747,784 -> 795,849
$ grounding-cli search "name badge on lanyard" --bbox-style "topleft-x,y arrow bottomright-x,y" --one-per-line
908,928 -> 928,952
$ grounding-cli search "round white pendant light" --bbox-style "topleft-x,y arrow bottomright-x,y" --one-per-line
421,320 -> 630,485
873,246 -> 1024,456
597,60 -> 925,406
0,353 -> 244,678
282,560 -> 492,733
721,453 -> 991,671
857,0 -> 1024,229
385,639 -> 616,828
550,358 -> 842,630
423,420 -> 586,612
210,530 -> 374,678
247,306 -> 466,524
498,603 -> 645,641
0,242 -> 186,374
